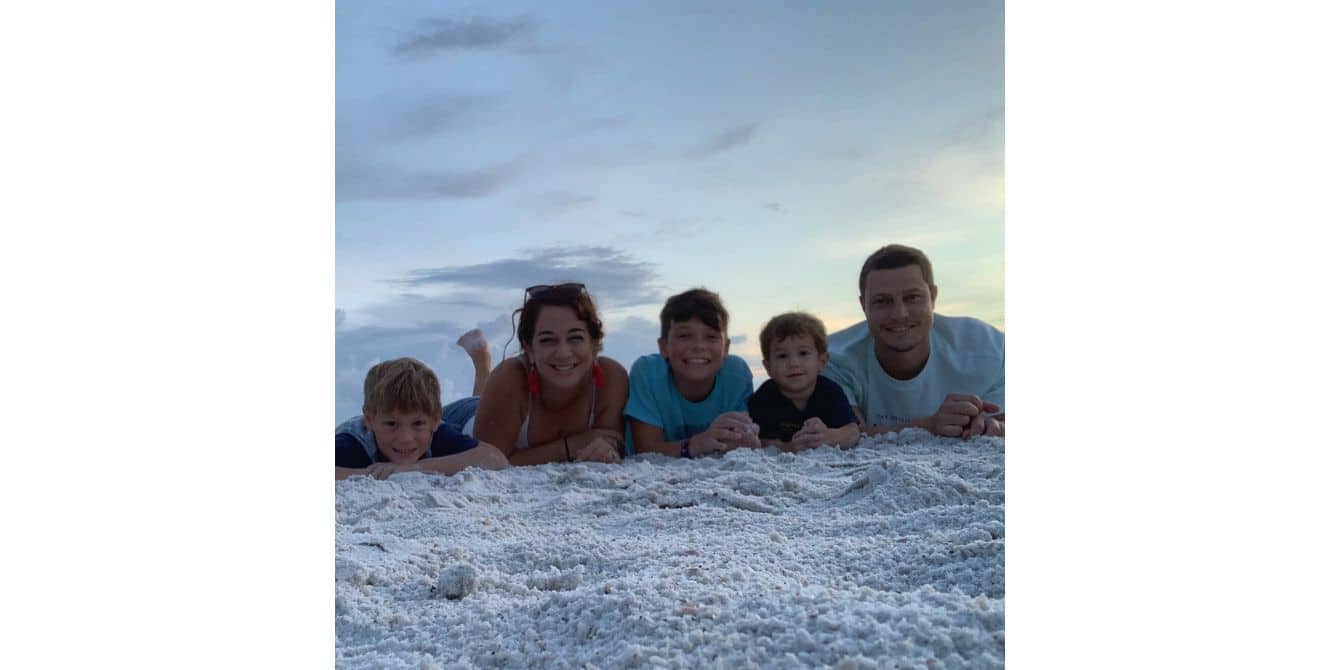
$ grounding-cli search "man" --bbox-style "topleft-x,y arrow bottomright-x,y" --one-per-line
823,244 -> 1005,438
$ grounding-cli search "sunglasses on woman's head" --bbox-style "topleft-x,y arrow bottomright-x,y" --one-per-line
524,283 -> 587,301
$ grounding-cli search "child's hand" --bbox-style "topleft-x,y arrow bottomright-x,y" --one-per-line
790,418 -> 830,450
710,412 -> 762,450
366,462 -> 403,480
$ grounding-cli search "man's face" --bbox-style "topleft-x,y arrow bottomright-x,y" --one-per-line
365,408 -> 441,464
861,266 -> 937,355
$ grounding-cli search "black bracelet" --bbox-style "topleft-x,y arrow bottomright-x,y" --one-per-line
563,436 -> 573,462
680,438 -> 692,459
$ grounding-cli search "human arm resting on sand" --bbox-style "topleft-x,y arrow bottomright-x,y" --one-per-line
476,357 -> 628,465
859,394 -> 1003,438
630,411 -> 760,457
472,358 -> 539,465
405,443 -> 510,474
515,357 -> 628,465
774,418 -> 860,451
334,444 -> 509,480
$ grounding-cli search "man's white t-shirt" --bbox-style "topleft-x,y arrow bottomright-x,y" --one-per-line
822,314 -> 1005,427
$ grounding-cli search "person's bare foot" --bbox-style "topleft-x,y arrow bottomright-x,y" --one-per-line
457,329 -> 492,395
456,328 -> 489,360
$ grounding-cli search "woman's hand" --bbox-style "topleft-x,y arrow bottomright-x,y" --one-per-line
574,435 -> 621,463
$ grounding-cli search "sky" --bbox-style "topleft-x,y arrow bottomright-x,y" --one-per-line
336,0 -> 1003,420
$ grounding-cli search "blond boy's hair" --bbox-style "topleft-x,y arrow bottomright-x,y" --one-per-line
361,357 -> 442,416
759,312 -> 829,361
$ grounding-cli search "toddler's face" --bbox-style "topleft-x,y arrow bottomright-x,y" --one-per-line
764,334 -> 827,395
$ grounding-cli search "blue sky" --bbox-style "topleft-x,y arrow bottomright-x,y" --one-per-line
336,0 -> 1003,420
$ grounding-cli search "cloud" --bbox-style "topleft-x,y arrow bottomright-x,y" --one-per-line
335,320 -> 471,422
380,94 -> 496,143
598,316 -> 662,371
651,217 -> 705,239
336,247 -> 669,419
524,191 -> 598,218
683,123 -> 760,158
394,16 -> 534,58
337,159 -> 520,201
399,246 -> 663,309
763,202 -> 783,213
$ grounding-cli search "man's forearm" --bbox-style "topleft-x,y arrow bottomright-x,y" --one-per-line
861,416 -> 932,436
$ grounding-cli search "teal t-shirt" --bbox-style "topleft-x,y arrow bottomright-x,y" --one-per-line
624,354 -> 754,455
822,314 -> 1005,427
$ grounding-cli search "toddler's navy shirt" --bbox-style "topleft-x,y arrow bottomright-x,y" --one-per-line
747,375 -> 857,441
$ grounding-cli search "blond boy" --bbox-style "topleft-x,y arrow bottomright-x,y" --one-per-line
335,358 -> 507,480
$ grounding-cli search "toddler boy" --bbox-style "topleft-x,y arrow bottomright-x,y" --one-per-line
748,312 -> 859,450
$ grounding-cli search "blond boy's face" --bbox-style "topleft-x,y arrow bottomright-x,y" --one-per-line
763,334 -> 829,395
364,408 -> 442,464
658,316 -> 729,386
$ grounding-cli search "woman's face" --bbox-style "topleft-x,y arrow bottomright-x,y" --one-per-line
525,305 -> 595,390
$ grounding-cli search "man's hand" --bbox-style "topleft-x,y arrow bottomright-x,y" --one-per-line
789,417 -> 830,450
926,394 -> 1001,438
574,435 -> 621,463
965,414 -> 1005,438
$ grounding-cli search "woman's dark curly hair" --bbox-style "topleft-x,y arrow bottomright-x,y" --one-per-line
505,283 -> 604,357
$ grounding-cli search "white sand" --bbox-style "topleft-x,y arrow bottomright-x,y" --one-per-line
336,430 -> 1005,669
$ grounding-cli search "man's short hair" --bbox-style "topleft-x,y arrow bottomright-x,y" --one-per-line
361,357 -> 442,417
759,312 -> 829,360
859,244 -> 935,296
659,288 -> 729,339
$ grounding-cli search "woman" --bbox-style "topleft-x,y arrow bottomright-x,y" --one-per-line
448,283 -> 628,465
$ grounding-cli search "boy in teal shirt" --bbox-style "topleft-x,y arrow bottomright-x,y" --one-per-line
625,288 -> 760,458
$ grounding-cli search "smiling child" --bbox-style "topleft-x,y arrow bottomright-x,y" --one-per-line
748,312 -> 859,451
625,288 -> 760,458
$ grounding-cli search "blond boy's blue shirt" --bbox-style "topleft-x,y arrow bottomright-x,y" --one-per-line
623,354 -> 753,455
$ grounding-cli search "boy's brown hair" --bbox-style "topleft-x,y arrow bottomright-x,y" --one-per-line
759,312 -> 829,360
659,288 -> 729,339
361,357 -> 442,417
859,244 -> 935,296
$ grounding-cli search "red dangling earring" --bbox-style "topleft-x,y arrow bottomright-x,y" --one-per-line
527,365 -> 540,394
592,362 -> 606,388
